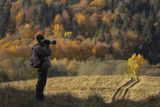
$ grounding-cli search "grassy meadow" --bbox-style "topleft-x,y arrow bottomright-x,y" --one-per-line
0,76 -> 160,107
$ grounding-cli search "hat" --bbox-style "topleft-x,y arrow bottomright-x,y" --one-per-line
36,34 -> 45,43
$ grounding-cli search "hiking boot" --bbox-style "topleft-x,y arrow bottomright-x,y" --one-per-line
36,94 -> 45,102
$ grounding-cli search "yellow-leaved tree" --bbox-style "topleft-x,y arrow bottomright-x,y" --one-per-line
19,24 -> 33,39
90,0 -> 106,8
53,24 -> 64,37
16,10 -> 25,28
102,11 -> 112,25
45,0 -> 54,6
52,14 -> 65,37
128,53 -> 145,77
75,13 -> 86,25
64,32 -> 73,38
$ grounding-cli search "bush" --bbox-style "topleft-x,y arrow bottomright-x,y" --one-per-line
0,57 -> 37,82
77,59 -> 128,76
48,59 -> 79,77
0,67 -> 8,82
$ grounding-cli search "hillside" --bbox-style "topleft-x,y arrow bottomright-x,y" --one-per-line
0,0 -> 160,63
1,76 -> 160,107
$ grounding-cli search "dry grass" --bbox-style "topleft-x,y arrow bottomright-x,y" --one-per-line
1,75 -> 160,107
128,76 -> 160,101
1,76 -> 126,102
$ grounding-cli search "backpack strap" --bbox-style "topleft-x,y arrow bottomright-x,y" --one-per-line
32,44 -> 40,50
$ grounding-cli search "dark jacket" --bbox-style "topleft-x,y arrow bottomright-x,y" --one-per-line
34,44 -> 51,68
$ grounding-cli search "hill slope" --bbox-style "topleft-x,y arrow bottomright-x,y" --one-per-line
0,76 -> 160,107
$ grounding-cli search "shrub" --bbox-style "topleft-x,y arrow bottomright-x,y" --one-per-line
48,59 -> 79,77
0,57 -> 37,82
77,59 -> 128,76
0,67 -> 8,82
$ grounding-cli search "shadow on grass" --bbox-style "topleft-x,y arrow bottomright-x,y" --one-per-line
0,86 -> 160,107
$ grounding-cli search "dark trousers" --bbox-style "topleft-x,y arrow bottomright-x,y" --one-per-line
36,68 -> 48,100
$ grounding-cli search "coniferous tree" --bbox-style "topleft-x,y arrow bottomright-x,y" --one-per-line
0,0 -> 11,38
38,1 -> 51,28
154,0 -> 160,12
134,14 -> 142,33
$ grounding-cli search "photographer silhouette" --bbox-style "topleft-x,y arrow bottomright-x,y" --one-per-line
30,34 -> 56,101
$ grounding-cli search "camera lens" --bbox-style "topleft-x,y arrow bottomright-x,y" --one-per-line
50,40 -> 56,44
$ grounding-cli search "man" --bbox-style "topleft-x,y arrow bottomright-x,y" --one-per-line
32,34 -> 51,101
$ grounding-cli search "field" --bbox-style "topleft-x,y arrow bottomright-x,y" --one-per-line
0,75 -> 160,107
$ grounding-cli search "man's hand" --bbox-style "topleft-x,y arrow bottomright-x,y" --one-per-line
44,40 -> 51,46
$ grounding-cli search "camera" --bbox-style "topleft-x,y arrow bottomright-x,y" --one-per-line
44,39 -> 56,45
50,40 -> 57,45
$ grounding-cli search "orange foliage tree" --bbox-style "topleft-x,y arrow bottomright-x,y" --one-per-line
75,12 -> 86,25
90,0 -> 106,8
16,10 -> 25,28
